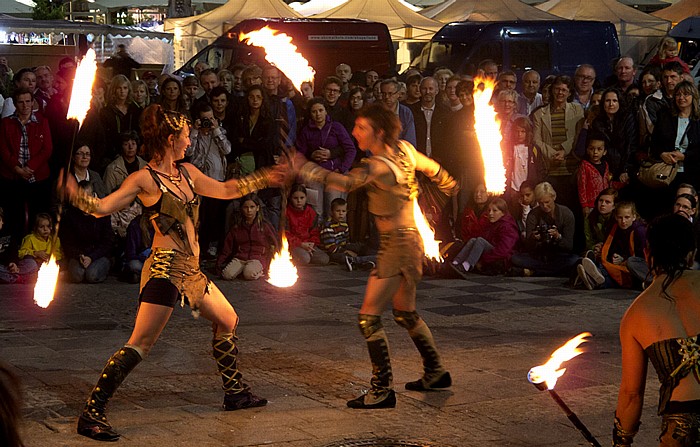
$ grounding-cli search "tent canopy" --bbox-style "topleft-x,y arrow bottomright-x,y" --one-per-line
420,0 -> 560,22
652,0 -> 700,23
312,0 -> 442,41
536,0 -> 670,62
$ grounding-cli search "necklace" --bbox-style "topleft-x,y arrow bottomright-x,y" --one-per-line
151,166 -> 182,185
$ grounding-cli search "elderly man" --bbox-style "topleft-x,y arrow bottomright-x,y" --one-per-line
518,69 -> 543,116
573,64 -> 596,111
607,57 -> 636,91
379,79 -> 416,147
335,63 -> 352,94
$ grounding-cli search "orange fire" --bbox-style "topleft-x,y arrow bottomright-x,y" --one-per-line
267,233 -> 298,288
473,77 -> 507,195
33,254 -> 60,308
528,332 -> 592,390
239,26 -> 315,92
412,198 -> 442,261
66,49 -> 97,127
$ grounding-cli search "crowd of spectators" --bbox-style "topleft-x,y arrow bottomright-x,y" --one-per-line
0,37 -> 698,289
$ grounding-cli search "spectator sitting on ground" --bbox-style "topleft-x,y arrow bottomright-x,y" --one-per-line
513,180 -> 536,241
216,193 -> 278,281
577,201 -> 648,290
0,207 -> 38,284
18,212 -> 62,273
510,181 -> 578,277
459,183 -> 489,242
121,213 -> 152,284
583,187 -> 618,259
285,184 -> 329,266
320,198 -> 376,271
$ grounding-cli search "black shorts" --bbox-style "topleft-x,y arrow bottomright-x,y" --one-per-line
139,278 -> 182,307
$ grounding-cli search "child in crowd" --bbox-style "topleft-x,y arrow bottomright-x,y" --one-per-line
513,180 -> 535,241
577,201 -> 648,290
449,197 -> 519,277
320,198 -> 376,271
577,134 -> 613,217
217,194 -> 278,280
286,184 -> 329,266
459,183 -> 489,242
502,117 -> 545,209
583,188 -> 618,259
18,213 -> 62,272
0,207 -> 37,284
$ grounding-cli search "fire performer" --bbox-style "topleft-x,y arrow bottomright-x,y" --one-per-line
614,213 -> 700,447
298,103 -> 459,409
60,104 -> 285,441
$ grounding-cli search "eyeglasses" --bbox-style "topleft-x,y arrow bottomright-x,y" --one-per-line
575,75 -> 595,82
325,88 -> 341,94
75,152 -> 91,157
379,91 -> 397,97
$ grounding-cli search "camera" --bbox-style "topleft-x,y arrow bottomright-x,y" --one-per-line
200,118 -> 213,129
535,223 -> 557,244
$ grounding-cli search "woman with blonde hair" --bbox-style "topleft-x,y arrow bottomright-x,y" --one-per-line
100,74 -> 141,167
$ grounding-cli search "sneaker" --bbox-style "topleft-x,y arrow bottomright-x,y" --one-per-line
345,256 -> 354,272
584,250 -> 596,261
577,264 -> 595,290
581,258 -> 605,286
448,261 -> 470,280
360,261 -> 376,270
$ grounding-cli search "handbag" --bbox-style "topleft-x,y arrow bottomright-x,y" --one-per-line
637,160 -> 677,188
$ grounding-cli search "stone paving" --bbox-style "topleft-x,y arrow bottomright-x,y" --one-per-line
0,264 -> 664,446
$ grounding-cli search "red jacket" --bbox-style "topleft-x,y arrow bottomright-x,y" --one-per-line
0,114 -> 53,182
216,220 -> 278,271
285,204 -> 321,249
460,205 -> 489,242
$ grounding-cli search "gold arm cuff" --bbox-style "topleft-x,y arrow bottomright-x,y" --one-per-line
299,161 -> 329,184
612,416 -> 640,447
238,168 -> 271,196
70,189 -> 100,214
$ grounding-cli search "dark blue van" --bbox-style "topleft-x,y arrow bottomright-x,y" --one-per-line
415,20 -> 620,80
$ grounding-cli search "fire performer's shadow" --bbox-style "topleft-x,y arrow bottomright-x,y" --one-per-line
401,388 -> 455,408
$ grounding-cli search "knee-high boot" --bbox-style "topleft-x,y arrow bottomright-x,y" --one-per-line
213,333 -> 267,411
77,345 -> 143,441
347,314 -> 396,409
394,310 -> 452,391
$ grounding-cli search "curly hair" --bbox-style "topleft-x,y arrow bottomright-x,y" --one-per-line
140,104 -> 189,163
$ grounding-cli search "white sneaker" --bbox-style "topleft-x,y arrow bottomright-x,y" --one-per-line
345,256 -> 354,272
581,258 -> 605,286
577,264 -> 594,290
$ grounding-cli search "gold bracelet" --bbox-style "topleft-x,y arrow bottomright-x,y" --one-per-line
70,189 -> 100,214
299,161 -> 329,184
612,416 -> 639,447
238,168 -> 270,196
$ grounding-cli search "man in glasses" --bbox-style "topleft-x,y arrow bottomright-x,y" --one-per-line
322,76 -> 353,134
379,79 -> 416,147
573,64 -> 596,111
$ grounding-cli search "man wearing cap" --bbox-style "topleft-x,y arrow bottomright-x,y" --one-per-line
141,71 -> 159,104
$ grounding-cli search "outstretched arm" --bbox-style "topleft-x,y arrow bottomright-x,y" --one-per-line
185,162 -> 285,200
63,169 -> 144,218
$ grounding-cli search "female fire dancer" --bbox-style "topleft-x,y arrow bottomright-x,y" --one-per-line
614,213 -> 700,446
61,104 -> 284,441
298,103 -> 459,408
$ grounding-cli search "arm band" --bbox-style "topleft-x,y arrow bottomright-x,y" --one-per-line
237,168 -> 271,196
612,416 -> 639,447
431,166 -> 459,196
70,189 -> 100,214
299,161 -> 330,184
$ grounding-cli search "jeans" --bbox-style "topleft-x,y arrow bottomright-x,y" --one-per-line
453,237 -> 494,268
67,257 -> 111,283
0,258 -> 38,284
511,251 -> 579,276
291,246 -> 329,266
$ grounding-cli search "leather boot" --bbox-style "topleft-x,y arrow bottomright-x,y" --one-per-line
213,333 -> 267,411
77,346 -> 142,441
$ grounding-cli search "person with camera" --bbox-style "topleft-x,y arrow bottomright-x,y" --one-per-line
510,181 -> 578,276
186,104 -> 232,259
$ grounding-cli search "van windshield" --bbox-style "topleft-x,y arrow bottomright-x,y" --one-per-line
426,42 -> 470,72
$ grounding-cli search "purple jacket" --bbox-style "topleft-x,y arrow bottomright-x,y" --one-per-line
479,214 -> 520,266
296,116 -> 356,172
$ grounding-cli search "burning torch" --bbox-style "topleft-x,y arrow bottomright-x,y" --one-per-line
34,49 -> 97,308
527,332 -> 601,447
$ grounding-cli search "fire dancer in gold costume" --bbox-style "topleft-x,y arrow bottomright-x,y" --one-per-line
615,213 -> 700,447
62,104 -> 285,441
299,103 -> 459,409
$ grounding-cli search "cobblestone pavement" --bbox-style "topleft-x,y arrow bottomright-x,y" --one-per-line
0,264 -> 662,446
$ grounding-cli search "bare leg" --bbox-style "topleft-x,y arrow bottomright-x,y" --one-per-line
197,282 -> 267,411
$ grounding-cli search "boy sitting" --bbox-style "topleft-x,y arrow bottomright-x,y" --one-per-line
320,198 -> 376,271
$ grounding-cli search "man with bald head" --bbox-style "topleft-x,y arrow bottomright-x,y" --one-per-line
408,77 -> 450,158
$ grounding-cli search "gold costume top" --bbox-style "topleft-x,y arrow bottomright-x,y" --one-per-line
366,141 -> 420,218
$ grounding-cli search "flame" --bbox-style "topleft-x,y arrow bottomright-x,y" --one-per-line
528,332 -> 592,390
473,76 -> 507,195
267,233 -> 298,288
412,198 -> 442,262
33,254 -> 60,308
66,49 -> 97,128
239,26 -> 315,92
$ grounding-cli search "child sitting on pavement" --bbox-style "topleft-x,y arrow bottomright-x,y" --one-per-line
320,198 -> 376,271
18,212 -> 62,272
583,187 -> 617,260
286,184 -> 329,266
577,201 -> 648,290
0,207 -> 38,284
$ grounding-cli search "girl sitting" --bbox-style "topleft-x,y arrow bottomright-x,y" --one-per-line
217,194 -> 278,280
583,188 -> 618,261
458,183 -> 489,242
18,213 -> 62,271
285,184 -> 329,266
450,197 -> 519,277
578,201 -> 648,290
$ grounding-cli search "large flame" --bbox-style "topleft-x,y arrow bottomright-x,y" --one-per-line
33,254 -> 60,308
66,49 -> 97,128
413,198 -> 442,262
267,233 -> 298,288
528,332 -> 592,390
239,26 -> 315,92
473,77 -> 507,195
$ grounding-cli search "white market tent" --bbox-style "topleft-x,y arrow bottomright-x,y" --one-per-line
291,0 -> 421,17
164,0 -> 301,67
536,0 -> 671,63
652,0 -> 700,24
420,0 -> 560,22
